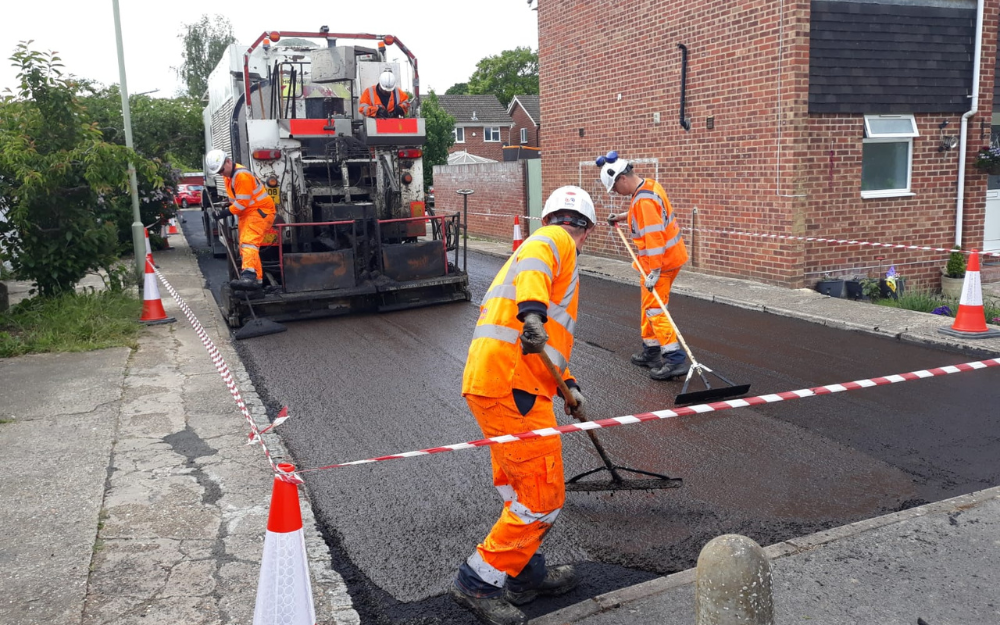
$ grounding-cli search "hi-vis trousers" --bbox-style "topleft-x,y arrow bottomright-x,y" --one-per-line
237,208 -> 275,279
641,266 -> 682,353
462,392 -> 564,587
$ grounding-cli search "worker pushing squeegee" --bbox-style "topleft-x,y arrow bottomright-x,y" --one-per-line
599,149 -> 750,406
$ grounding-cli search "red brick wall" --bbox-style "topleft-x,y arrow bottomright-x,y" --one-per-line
538,0 -> 1000,291
510,104 -> 540,148
432,161 -> 526,241
449,125 -> 513,161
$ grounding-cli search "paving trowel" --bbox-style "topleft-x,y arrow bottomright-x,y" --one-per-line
614,226 -> 750,406
538,351 -> 682,492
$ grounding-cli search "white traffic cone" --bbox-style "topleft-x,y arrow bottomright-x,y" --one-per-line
253,464 -> 316,625
139,254 -> 175,326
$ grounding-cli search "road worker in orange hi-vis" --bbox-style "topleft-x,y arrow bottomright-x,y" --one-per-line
602,151 -> 691,381
451,186 -> 596,625
205,149 -> 276,291
358,68 -> 410,118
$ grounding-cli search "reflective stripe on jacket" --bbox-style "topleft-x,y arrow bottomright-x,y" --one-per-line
358,86 -> 411,117
463,225 -> 580,398
627,178 -> 688,273
224,164 -> 275,217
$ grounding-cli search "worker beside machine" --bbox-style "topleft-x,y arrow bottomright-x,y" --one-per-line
603,151 -> 690,381
358,68 -> 410,118
205,149 -> 276,291
450,187 -> 597,625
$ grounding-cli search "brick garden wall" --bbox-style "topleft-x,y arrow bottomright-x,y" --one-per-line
537,0 -> 1000,291
432,161 -> 526,241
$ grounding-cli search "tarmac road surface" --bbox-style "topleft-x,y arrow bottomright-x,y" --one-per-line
180,212 -> 999,623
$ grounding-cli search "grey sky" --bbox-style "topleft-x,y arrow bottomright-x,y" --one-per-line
5,1 -> 538,98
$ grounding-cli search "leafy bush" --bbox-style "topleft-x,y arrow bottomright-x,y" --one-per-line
945,248 -> 966,278
0,43 -> 158,296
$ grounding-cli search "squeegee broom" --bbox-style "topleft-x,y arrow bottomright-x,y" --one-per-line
538,351 -> 682,492
614,225 -> 750,407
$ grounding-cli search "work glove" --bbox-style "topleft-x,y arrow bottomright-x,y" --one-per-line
376,105 -> 388,119
519,313 -> 548,355
606,212 -> 622,225
563,387 -> 587,420
213,207 -> 228,222
644,267 -> 661,290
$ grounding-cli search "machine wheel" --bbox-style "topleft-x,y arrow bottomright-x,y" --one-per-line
220,284 -> 243,328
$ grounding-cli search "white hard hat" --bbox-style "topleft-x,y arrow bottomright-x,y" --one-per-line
206,149 -> 227,175
599,158 -> 631,193
541,186 -> 596,228
379,69 -> 396,91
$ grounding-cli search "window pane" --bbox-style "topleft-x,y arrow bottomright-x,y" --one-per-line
861,141 -> 909,191
866,116 -> 917,137
990,125 -> 1000,191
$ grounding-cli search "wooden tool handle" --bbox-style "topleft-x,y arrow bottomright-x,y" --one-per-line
537,351 -> 577,409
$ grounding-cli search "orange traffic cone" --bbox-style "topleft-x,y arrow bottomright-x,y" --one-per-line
143,228 -> 158,267
253,464 -> 316,625
512,215 -> 524,252
939,250 -> 1000,338
139,254 -> 176,326
168,217 -> 179,235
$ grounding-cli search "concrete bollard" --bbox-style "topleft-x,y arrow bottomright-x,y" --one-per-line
695,534 -> 774,625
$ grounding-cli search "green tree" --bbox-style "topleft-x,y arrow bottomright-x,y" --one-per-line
175,15 -> 236,99
0,43 -> 158,295
467,47 -> 538,108
445,82 -> 469,95
420,91 -> 455,188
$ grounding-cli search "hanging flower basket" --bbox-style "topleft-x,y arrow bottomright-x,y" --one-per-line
974,147 -> 1000,175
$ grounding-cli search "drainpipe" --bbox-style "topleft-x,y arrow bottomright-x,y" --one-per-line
956,0 -> 985,248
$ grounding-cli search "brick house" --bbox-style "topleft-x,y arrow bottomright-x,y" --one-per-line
437,95 -> 514,162
508,95 -> 541,148
537,0 -> 1000,290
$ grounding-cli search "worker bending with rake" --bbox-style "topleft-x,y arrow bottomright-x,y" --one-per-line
451,186 -> 596,625
602,151 -> 690,381
205,149 -> 276,291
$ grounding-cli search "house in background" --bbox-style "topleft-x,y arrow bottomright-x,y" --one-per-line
507,95 -> 541,149
537,0 -> 1000,291
437,95 -> 514,162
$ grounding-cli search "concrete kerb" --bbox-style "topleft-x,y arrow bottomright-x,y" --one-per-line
155,226 -> 359,624
531,485 -> 1000,625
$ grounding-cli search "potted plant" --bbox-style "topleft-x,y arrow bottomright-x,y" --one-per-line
974,146 -> 1000,175
845,275 -> 866,300
941,248 -> 966,299
815,273 -> 845,298
861,277 -> 881,301
879,266 -> 905,300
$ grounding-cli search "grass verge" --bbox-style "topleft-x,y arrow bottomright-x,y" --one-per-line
0,291 -> 143,358
875,291 -> 1000,325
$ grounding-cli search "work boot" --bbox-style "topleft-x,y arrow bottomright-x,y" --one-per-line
449,586 -> 526,625
230,269 -> 261,291
505,564 -> 579,606
630,344 -> 664,368
650,351 -> 689,381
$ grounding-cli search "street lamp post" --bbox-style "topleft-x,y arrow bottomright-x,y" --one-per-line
111,0 -> 147,281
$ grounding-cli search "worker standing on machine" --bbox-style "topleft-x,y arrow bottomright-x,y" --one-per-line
205,149 -> 276,291
603,151 -> 690,381
358,68 -> 410,118
450,187 -> 595,625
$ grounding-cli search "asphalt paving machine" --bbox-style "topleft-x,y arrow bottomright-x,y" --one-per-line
202,29 -> 469,328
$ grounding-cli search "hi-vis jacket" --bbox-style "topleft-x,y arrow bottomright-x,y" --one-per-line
358,86 -> 410,117
463,225 -> 580,399
627,179 -> 688,274
224,164 -> 275,218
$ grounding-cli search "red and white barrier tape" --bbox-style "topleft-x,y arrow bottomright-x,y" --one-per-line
151,267 -> 301,484
293,358 -> 999,476
680,226 -> 1000,259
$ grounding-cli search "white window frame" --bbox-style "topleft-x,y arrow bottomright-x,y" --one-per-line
453,127 -> 465,143
520,127 -> 528,144
860,114 -> 919,199
484,126 -> 501,142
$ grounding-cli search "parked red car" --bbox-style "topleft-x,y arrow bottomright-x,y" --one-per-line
174,184 -> 203,208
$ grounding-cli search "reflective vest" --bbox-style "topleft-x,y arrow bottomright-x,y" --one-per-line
358,85 -> 410,117
463,225 -> 580,398
224,164 -> 275,217
627,178 -> 688,273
